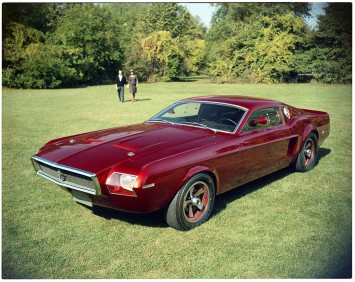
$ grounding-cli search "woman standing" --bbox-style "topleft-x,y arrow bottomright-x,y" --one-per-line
127,69 -> 138,103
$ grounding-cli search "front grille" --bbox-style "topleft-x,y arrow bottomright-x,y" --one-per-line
31,156 -> 101,195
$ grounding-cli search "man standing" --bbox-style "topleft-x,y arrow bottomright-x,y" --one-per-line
115,70 -> 127,103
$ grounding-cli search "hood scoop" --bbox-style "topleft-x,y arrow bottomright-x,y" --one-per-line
83,138 -> 103,143
113,142 -> 139,152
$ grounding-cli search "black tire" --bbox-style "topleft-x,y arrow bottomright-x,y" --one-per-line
166,173 -> 215,231
295,132 -> 318,172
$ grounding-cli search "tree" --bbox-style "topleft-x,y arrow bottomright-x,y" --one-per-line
2,3 -> 57,37
3,20 -> 78,88
137,3 -> 206,81
139,3 -> 194,39
311,3 -> 352,83
2,3 -> 60,71
6,2 -> 350,87
250,14 -> 307,83
179,37 -> 206,74
2,3 -> 207,88
141,31 -> 185,81
206,3 -> 312,83
49,3 -> 124,85
3,3 -> 126,88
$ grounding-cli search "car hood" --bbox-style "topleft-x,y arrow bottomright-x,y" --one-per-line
36,123 -> 215,174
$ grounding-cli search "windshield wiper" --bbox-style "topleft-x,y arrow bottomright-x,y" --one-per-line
149,119 -> 175,125
181,121 -> 217,133
181,121 -> 207,127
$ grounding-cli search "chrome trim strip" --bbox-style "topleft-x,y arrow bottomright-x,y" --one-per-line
92,177 -> 101,195
31,156 -> 101,195
31,157 -> 41,171
36,171 -> 98,195
142,183 -> 155,189
32,156 -> 95,177
184,100 -> 249,112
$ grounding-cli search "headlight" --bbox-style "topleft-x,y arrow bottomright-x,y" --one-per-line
106,172 -> 138,197
119,174 -> 138,191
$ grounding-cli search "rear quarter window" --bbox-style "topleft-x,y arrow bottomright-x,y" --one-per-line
283,105 -> 301,121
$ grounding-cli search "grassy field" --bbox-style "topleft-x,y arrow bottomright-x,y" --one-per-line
2,81 -> 352,278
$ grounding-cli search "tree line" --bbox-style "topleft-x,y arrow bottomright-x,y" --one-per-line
2,2 -> 352,88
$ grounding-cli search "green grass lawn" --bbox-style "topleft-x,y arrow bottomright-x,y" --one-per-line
2,81 -> 352,278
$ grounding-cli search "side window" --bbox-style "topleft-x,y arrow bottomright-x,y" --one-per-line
241,107 -> 283,133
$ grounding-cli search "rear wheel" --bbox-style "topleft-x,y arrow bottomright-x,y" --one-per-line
166,173 -> 215,231
295,132 -> 318,172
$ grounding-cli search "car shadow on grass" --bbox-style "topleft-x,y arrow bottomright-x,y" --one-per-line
211,167 -> 292,217
212,147 -> 331,217
90,205 -> 168,228
317,147 -> 331,163
88,147 -> 331,229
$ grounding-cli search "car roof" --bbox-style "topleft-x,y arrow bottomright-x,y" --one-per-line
182,95 -> 281,111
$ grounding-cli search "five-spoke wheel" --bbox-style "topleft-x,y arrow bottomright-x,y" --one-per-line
166,173 -> 215,231
182,181 -> 210,223
304,138 -> 315,166
295,132 -> 318,172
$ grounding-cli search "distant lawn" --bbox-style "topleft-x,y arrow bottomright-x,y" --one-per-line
2,82 -> 352,278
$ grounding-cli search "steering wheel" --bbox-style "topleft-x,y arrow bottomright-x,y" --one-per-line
218,118 -> 237,127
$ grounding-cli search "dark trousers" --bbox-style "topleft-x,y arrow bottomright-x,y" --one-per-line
117,86 -> 124,102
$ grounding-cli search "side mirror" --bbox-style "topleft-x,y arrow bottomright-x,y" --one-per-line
249,116 -> 268,127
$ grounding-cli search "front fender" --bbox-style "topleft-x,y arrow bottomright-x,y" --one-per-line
181,165 -> 219,192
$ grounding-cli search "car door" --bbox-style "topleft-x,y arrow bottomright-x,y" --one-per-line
234,106 -> 291,185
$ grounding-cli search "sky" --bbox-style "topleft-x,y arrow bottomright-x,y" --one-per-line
182,3 -> 216,27
183,2 -> 328,28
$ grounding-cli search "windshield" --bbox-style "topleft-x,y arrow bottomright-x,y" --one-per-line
148,101 -> 247,133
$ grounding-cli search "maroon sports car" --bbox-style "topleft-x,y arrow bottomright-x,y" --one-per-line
32,96 -> 330,230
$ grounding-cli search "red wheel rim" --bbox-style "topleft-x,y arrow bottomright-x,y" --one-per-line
304,139 -> 314,166
183,181 -> 209,223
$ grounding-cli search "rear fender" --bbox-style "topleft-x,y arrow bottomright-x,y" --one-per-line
302,124 -> 316,144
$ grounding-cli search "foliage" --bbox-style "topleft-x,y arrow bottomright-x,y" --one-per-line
141,31 -> 184,81
310,3 -> 352,83
138,3 -> 206,81
206,2 -> 351,84
3,3 -> 124,88
211,2 -> 311,22
104,3 -> 150,81
47,3 -> 124,85
4,43 -> 78,88
1,2 -> 352,88
179,36 -> 206,74
2,22 -> 76,88
139,3 -> 192,38
2,3 -> 56,36
251,14 -> 307,83
206,3 -> 312,83
3,21 -> 44,65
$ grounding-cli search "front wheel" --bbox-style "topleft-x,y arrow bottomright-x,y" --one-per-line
166,173 -> 215,231
295,132 -> 318,172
